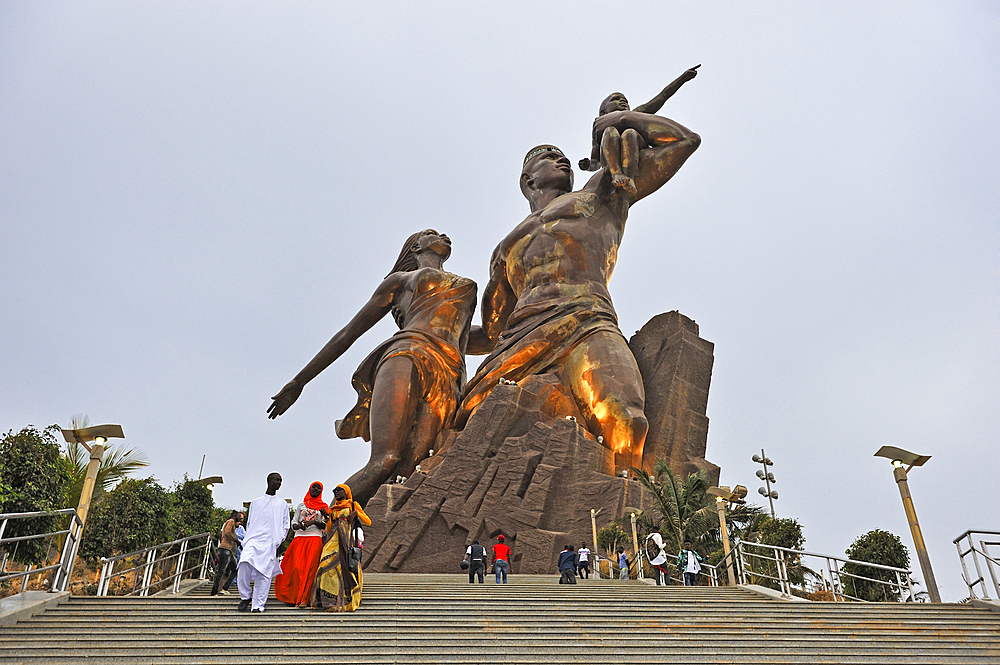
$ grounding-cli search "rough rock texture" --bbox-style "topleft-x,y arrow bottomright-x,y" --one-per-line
362,374 -> 652,574
361,311 -> 717,573
629,311 -> 719,484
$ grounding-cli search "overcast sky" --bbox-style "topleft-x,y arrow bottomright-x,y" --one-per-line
2,2 -> 997,601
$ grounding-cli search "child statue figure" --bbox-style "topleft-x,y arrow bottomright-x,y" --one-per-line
579,65 -> 700,194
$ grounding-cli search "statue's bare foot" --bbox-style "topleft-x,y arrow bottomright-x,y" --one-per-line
612,173 -> 637,194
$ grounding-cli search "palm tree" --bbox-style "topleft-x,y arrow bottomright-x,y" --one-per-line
630,461 -> 718,555
64,414 -> 149,508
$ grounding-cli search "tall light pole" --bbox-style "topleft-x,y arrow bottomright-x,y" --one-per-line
629,511 -> 643,580
752,450 -> 778,518
61,424 -> 125,529
708,485 -> 747,586
874,445 -> 941,603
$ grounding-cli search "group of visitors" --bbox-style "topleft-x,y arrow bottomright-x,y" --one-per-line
556,543 -> 595,583
556,536 -> 704,585
464,535 -> 512,584
213,474 -> 371,613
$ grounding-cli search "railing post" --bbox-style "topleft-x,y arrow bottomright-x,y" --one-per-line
200,536 -> 212,580
20,565 -> 34,593
737,543 -> 747,585
140,549 -> 156,596
831,559 -> 843,602
983,540 -> 1000,599
98,558 -> 110,596
173,540 -> 188,594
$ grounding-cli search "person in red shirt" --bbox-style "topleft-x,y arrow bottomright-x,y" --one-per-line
493,535 -> 512,584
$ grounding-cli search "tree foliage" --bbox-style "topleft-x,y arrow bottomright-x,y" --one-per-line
842,529 -> 912,601
597,524 -> 630,557
0,425 -> 74,564
79,477 -> 173,559
171,477 -> 217,539
630,461 -> 717,555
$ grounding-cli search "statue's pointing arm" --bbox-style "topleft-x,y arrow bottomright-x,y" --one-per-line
267,275 -> 402,418
633,65 -> 700,115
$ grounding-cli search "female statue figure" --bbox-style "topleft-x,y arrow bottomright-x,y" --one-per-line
268,229 -> 477,506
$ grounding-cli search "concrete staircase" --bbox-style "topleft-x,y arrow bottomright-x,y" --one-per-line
2,573 -> 998,663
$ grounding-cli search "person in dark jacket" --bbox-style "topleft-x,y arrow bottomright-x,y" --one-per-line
558,545 -> 577,584
465,540 -> 487,583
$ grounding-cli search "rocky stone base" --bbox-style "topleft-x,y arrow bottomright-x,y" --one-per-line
361,374 -> 652,574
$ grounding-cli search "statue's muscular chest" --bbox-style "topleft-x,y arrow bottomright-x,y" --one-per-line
503,192 -> 623,292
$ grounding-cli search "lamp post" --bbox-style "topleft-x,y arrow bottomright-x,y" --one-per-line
874,445 -> 941,603
708,485 -> 747,587
629,511 -> 642,580
196,476 -> 224,493
61,424 -> 125,529
752,450 -> 778,518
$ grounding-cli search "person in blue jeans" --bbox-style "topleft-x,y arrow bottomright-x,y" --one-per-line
492,535 -> 511,584
617,546 -> 629,580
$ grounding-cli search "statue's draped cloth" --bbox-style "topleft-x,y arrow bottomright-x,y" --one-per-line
456,285 -> 622,427
336,273 -> 476,441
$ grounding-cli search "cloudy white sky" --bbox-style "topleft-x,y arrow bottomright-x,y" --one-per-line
3,2 -> 997,601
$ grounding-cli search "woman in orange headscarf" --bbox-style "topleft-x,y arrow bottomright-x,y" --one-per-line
275,481 -> 327,606
312,483 -> 371,612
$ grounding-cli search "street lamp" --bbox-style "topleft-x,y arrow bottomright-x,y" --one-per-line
708,485 -> 747,586
60,424 -> 125,529
196,476 -> 224,492
752,450 -> 778,518
625,508 -> 644,580
874,445 -> 941,603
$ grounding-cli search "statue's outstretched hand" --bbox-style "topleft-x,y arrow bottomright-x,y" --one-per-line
268,379 -> 303,419
681,64 -> 701,82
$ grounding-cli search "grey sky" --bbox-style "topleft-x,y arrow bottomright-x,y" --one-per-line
2,2 -> 997,601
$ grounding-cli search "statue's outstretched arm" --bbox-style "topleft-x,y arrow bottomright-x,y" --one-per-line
267,274 -> 402,418
633,65 -> 700,115
466,246 -> 515,356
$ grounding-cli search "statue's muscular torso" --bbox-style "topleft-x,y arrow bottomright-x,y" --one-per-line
499,188 -> 629,310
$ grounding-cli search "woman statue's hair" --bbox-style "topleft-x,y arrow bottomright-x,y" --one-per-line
386,229 -> 440,277
386,229 -> 441,328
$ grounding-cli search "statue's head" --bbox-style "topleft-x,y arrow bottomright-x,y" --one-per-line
600,92 -> 630,115
387,229 -> 451,277
520,145 -> 573,205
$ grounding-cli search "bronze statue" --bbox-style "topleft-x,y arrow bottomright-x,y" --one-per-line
456,112 -> 701,474
579,65 -> 700,195
268,230 -> 477,506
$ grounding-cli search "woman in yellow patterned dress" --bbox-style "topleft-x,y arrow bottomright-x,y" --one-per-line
312,483 -> 371,612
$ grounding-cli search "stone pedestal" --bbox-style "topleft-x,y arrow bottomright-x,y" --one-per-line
361,311 -> 717,573
361,374 -> 651,574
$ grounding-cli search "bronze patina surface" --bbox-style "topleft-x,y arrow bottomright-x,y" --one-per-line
268,230 -> 476,506
457,114 -> 700,475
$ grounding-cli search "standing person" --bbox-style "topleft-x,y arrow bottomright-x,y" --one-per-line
558,545 -> 577,584
237,473 -> 290,613
268,230 -> 477,508
646,532 -> 671,586
492,535 -> 511,584
577,543 -> 591,579
275,481 -> 328,607
465,539 -> 486,584
617,546 -> 629,580
313,483 -> 371,612
677,539 -> 703,587
211,511 -> 242,596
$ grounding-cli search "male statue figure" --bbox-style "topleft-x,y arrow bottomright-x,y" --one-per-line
457,113 -> 700,474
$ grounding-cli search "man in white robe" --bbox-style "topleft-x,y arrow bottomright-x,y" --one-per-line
237,472 -> 290,612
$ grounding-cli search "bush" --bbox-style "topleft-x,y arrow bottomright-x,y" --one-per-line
0,425 -> 73,564
80,477 -> 172,559
842,529 -> 911,601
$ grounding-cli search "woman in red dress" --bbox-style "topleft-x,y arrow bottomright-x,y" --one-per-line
275,481 -> 328,606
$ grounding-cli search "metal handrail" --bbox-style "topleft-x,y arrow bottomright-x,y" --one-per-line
737,540 -> 914,602
953,529 -> 1000,600
96,532 -> 211,596
0,509 -> 84,593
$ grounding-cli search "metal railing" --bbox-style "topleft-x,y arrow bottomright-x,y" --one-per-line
954,529 -> 1000,600
591,550 -> 722,586
737,541 -> 914,602
0,509 -> 83,594
96,532 -> 212,596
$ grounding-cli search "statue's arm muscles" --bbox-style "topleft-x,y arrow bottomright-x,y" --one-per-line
632,117 -> 701,202
466,246 -> 515,356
